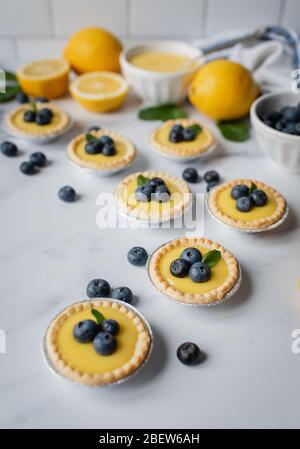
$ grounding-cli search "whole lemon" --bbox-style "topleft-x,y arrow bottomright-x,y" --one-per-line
188,60 -> 260,121
64,27 -> 123,74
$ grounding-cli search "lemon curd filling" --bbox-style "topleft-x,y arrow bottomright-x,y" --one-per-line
57,307 -> 138,375
156,124 -> 212,149
129,52 -> 192,73
126,177 -> 183,214
159,245 -> 229,294
217,187 -> 277,222
74,138 -> 127,163
12,109 -> 62,131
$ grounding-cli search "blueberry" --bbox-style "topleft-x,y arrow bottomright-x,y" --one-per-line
39,107 -> 53,118
93,332 -> 117,356
149,177 -> 165,188
206,181 -> 219,192
30,152 -> 47,167
236,196 -> 253,212
36,96 -> 49,103
16,92 -> 29,103
189,262 -> 211,283
204,170 -> 220,183
99,135 -> 114,146
88,125 -> 101,132
127,247 -> 148,266
262,118 -> 274,128
295,123 -> 300,135
24,110 -> 36,123
154,184 -> 170,203
182,167 -> 199,183
102,319 -> 120,336
135,185 -> 152,202
73,319 -> 100,343
1,141 -> 18,157
169,130 -> 183,143
265,111 -> 282,123
177,342 -> 201,366
20,161 -> 37,175
102,143 -> 116,156
86,279 -> 111,298
58,185 -> 76,202
231,184 -> 249,200
170,258 -> 190,278
180,247 -> 202,265
36,111 -> 51,125
284,123 -> 297,135
171,124 -> 184,133
275,120 -> 286,132
182,128 -> 196,142
111,286 -> 133,304
281,106 -> 298,123
251,189 -> 268,207
85,141 -> 102,155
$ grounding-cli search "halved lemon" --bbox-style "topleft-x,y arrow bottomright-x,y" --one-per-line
17,59 -> 69,99
69,72 -> 128,112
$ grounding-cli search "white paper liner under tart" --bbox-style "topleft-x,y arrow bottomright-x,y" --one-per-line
42,298 -> 153,388
147,241 -> 242,307
4,117 -> 73,144
206,192 -> 289,234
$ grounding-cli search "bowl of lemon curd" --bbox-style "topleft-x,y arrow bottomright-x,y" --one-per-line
120,41 -> 202,104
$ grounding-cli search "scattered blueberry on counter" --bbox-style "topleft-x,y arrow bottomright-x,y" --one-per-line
127,246 -> 148,266
204,170 -> 220,184
1,141 -> 18,157
20,161 -> 37,175
261,104 -> 300,135
16,91 -> 29,104
177,342 -> 203,366
182,167 -> 199,184
111,286 -> 133,304
86,279 -> 111,298
30,152 -> 47,167
36,96 -> 49,103
58,186 -> 76,202
206,181 -> 219,192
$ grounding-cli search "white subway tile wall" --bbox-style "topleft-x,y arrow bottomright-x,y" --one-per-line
0,0 -> 299,60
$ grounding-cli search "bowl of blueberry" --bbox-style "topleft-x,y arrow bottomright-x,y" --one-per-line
250,91 -> 300,173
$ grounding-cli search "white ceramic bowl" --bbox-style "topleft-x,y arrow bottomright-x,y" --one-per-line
120,41 -> 202,104
250,91 -> 300,173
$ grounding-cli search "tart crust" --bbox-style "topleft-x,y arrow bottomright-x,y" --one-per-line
68,129 -> 136,170
208,179 -> 287,230
6,103 -> 70,137
148,237 -> 239,305
115,170 -> 192,222
45,299 -> 152,387
150,119 -> 215,158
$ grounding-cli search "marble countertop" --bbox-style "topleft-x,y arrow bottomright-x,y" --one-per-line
0,88 -> 300,429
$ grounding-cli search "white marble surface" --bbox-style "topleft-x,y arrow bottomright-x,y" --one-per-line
0,88 -> 300,429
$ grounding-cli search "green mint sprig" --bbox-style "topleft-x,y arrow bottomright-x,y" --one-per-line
202,250 -> 221,268
217,120 -> 249,142
137,174 -> 150,187
249,182 -> 258,194
187,124 -> 202,135
91,309 -> 105,325
138,103 -> 187,121
85,133 -> 98,142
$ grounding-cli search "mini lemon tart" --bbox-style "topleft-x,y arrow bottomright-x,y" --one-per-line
115,171 -> 192,223
6,102 -> 70,139
68,129 -> 136,172
150,119 -> 215,160
44,299 -> 152,387
208,179 -> 287,230
148,237 -> 239,305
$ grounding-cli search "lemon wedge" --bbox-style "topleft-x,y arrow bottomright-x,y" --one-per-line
17,59 -> 69,99
69,72 -> 128,112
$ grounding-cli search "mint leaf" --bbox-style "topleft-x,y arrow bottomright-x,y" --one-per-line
202,250 -> 221,268
217,120 -> 249,142
187,124 -> 202,135
85,133 -> 98,142
138,104 -> 187,121
91,308 -> 105,325
249,182 -> 257,194
137,174 -> 150,186
30,101 -> 37,112
0,71 -> 21,103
